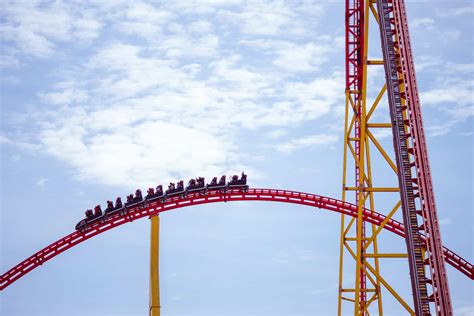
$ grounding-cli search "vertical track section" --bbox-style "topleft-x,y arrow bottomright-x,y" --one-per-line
377,1 -> 428,314
392,0 -> 452,314
377,1 -> 452,315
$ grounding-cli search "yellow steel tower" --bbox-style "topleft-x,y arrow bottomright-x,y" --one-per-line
338,0 -> 413,314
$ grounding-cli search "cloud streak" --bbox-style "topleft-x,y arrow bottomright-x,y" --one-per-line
0,1 -> 344,188
273,134 -> 338,153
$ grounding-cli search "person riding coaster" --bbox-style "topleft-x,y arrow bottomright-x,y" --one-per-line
85,209 -> 93,218
219,175 -> 226,185
166,180 -> 186,197
76,173 -> 248,231
206,175 -> 227,191
124,189 -> 143,210
146,185 -> 165,202
147,188 -> 155,197
103,197 -> 124,217
227,172 -> 248,191
115,197 -> 122,208
106,200 -> 114,211
94,205 -> 102,216
156,185 -> 163,195
187,177 -> 206,194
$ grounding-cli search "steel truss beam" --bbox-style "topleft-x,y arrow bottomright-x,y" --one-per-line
340,0 -> 454,314
340,0 -> 404,314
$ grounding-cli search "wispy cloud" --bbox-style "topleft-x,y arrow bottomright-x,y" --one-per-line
29,42 -> 342,187
273,134 -> 338,153
35,178 -> 49,189
217,1 -> 323,36
411,18 -> 436,30
453,305 -> 474,316
437,6 -> 474,17
0,1 -> 102,59
420,79 -> 473,136
0,1 -> 342,188
266,129 -> 288,139
417,61 -> 473,136
438,218 -> 452,226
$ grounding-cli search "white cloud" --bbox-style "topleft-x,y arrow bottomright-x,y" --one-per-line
438,218 -> 452,226
0,53 -> 21,68
10,154 -> 21,162
453,305 -> 474,316
266,129 -> 288,139
35,178 -> 49,189
241,36 -> 342,73
188,21 -> 213,34
25,39 -> 343,187
164,0 -> 243,15
161,34 -> 220,59
0,134 -> 40,151
437,6 -> 474,17
40,119 -> 235,188
116,2 -> 174,38
426,125 -> 451,137
218,1 -> 323,36
2,1 -> 345,189
419,68 -> 473,135
273,134 -> 338,153
219,2 -> 295,36
0,1 -> 102,58
39,88 -> 89,106
420,81 -> 473,115
411,18 -> 435,30
273,42 -> 331,72
0,134 -> 12,143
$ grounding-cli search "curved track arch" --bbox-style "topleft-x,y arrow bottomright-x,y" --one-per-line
1,188 -> 472,290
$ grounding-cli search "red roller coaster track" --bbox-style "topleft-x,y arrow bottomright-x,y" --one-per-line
1,188 -> 472,291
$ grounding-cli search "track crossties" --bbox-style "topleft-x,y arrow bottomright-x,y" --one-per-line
1,188 -> 473,291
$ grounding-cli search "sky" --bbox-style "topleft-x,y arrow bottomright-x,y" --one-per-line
0,0 -> 473,315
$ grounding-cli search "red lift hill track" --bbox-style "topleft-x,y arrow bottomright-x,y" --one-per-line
1,188 -> 473,290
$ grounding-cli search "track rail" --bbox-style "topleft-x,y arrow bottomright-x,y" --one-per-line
393,1 -> 452,314
1,188 -> 472,291
377,1 -> 429,313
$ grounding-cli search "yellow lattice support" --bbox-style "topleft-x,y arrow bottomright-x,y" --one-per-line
338,1 -> 411,314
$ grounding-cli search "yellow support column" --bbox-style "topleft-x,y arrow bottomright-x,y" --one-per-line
149,215 -> 161,316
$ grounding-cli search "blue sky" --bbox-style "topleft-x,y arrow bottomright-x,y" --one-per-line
0,1 -> 472,315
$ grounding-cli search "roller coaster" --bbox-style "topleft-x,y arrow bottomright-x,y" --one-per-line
1,0 -> 473,315
74,173 -> 248,231
1,186 -> 472,292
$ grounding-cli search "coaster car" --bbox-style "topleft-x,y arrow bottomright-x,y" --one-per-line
166,180 -> 185,197
75,207 -> 102,231
227,172 -> 248,190
76,173 -> 249,231
146,185 -> 165,202
187,177 -> 206,193
104,197 -> 124,216
207,175 -> 227,190
125,189 -> 144,208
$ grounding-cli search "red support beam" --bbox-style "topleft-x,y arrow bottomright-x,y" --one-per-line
1,188 -> 472,291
